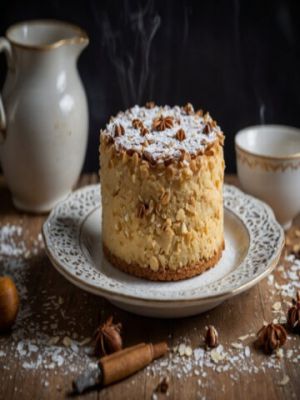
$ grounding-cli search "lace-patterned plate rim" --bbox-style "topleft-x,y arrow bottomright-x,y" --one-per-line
42,184 -> 285,305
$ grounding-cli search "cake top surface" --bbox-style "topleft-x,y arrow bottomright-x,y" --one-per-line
101,103 -> 224,163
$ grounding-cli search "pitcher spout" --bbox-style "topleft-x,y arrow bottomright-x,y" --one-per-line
72,33 -> 89,57
67,25 -> 89,54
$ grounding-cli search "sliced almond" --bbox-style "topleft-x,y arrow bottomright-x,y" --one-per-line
161,190 -> 170,206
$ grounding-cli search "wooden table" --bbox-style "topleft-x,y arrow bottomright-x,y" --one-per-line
0,174 -> 299,400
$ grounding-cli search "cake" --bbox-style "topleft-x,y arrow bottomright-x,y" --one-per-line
99,102 -> 225,281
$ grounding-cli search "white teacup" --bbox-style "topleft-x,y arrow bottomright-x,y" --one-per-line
235,125 -> 300,230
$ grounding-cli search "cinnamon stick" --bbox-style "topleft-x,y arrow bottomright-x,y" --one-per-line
72,341 -> 168,393
100,342 -> 146,363
101,342 -> 168,385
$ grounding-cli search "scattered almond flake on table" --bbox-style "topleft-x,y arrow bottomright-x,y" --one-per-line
210,346 -> 226,364
62,336 -> 72,347
272,302 -> 282,311
0,223 -> 100,391
147,337 -> 287,385
185,346 -> 193,357
276,348 -> 284,359
79,337 -> 91,346
238,334 -> 253,341
267,275 -> 274,286
1,222 -> 300,392
147,269 -> 300,384
178,343 -> 186,356
231,342 -> 244,349
47,336 -> 60,346
244,346 -> 250,357
151,393 -> 158,400
277,375 -> 290,386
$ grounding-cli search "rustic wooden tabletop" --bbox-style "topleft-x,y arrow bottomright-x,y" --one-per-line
0,174 -> 299,400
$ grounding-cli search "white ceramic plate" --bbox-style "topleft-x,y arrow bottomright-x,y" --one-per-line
43,184 -> 284,318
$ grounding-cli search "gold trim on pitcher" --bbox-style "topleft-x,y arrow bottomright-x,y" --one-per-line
6,20 -> 89,51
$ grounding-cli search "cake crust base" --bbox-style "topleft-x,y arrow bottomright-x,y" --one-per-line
103,242 -> 224,282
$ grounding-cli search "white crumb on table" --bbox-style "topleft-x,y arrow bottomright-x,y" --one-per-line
0,223 -> 97,391
1,224 -> 299,393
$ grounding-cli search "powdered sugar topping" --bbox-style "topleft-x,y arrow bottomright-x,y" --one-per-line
102,104 -> 223,162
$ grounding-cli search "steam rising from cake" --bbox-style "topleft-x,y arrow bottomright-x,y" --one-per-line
99,1 -> 161,106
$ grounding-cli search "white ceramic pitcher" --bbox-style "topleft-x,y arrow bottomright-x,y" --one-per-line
0,20 -> 89,212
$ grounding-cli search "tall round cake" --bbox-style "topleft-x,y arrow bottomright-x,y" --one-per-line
99,103 -> 225,281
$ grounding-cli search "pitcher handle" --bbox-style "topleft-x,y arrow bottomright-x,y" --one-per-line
0,37 -> 13,143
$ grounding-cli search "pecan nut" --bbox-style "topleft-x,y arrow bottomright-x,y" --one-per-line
205,325 -> 219,348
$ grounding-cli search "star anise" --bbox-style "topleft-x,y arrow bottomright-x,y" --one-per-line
176,128 -> 186,141
152,115 -> 174,131
145,101 -> 155,109
94,316 -> 123,357
204,325 -> 219,348
287,291 -> 300,333
140,127 -> 149,136
183,102 -> 194,115
196,109 -> 204,117
114,124 -> 125,137
203,122 -> 213,134
132,119 -> 143,129
254,323 -> 287,354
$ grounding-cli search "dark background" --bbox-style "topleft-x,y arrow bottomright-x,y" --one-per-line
0,0 -> 299,173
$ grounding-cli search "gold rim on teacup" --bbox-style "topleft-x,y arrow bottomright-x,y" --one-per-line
235,124 -> 300,161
